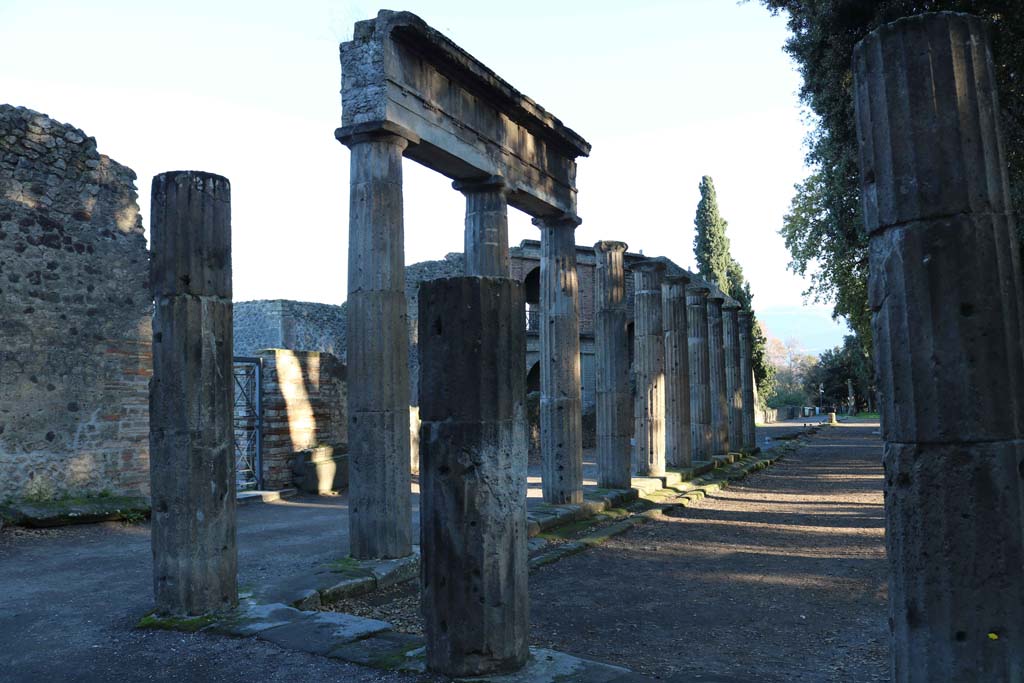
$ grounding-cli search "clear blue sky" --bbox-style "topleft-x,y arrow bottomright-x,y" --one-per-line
0,0 -> 851,353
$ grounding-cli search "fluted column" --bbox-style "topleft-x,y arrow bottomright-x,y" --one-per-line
337,122 -> 418,559
454,176 -> 509,277
687,286 -> 712,461
149,171 -> 236,616
738,310 -> 757,452
594,241 -> 631,489
662,275 -> 692,469
722,301 -> 743,452
535,214 -> 583,504
706,290 -> 730,455
632,260 -> 666,477
853,13 -> 1024,680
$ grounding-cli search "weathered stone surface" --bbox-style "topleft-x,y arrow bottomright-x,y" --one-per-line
149,170 -> 236,617
687,287 -> 712,460
455,176 -> 510,277
0,105 -> 151,501
662,275 -> 692,468
339,10 -> 590,217
706,291 -> 730,456
737,311 -> 757,452
536,215 -> 584,505
853,12 -> 1024,680
593,241 -> 631,489
418,276 -> 528,677
632,261 -> 666,477
257,611 -> 391,656
722,302 -> 743,452
340,129 -> 413,559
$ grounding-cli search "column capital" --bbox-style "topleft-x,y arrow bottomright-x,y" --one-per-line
722,299 -> 742,311
706,289 -> 726,305
663,274 -> 691,287
594,240 -> 628,254
452,175 -> 508,195
532,212 -> 581,230
737,309 -> 752,324
335,120 -> 420,149
686,284 -> 711,298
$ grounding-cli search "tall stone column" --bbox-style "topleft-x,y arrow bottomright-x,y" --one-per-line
853,13 -> 1024,680
706,290 -> 730,455
632,260 -> 666,477
454,176 -> 509,277
687,285 -> 712,461
418,277 -> 528,677
738,310 -> 757,452
593,241 -> 631,489
149,171 -> 236,616
722,301 -> 744,452
535,214 -> 583,504
662,275 -> 692,469
337,122 -> 418,559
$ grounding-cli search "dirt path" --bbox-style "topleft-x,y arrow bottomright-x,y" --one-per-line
529,421 -> 889,682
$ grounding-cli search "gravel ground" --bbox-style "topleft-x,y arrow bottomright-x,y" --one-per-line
530,421 -> 889,682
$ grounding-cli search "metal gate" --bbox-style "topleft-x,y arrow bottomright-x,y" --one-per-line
233,356 -> 263,491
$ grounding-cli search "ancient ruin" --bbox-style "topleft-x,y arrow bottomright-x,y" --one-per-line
853,12 -> 1024,679
0,105 -> 151,501
593,241 -> 631,488
662,275 -> 693,468
687,285 -> 713,460
632,260 -> 667,476
149,170 -> 237,616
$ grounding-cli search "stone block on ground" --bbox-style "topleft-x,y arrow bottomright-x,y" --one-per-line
256,610 -> 391,655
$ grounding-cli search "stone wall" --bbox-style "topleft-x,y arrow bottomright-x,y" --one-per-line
234,300 -> 348,360
0,105 -> 151,501
257,349 -> 347,491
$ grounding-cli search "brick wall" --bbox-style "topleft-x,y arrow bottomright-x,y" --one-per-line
256,349 -> 347,489
0,105 -> 151,501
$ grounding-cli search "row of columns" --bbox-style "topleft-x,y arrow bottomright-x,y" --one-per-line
592,252 -> 759,483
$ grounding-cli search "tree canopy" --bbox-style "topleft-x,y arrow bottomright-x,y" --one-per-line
757,0 -> 1024,351
692,175 -> 776,399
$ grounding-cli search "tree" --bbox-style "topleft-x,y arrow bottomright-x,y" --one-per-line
756,0 -> 1024,353
804,335 -> 875,413
692,175 -> 776,399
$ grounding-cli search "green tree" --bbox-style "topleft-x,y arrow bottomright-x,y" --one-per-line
692,175 -> 776,399
757,0 -> 1024,353
804,335 -> 876,412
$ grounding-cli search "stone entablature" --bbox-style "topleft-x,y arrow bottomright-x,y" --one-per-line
340,10 -> 590,217
0,104 -> 151,501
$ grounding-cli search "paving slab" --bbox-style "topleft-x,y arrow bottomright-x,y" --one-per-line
455,647 -> 632,683
256,610 -> 391,655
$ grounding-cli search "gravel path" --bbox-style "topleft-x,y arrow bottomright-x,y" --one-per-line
529,421 -> 889,682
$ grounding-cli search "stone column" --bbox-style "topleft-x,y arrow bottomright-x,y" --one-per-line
149,171 -> 236,616
534,214 -> 583,504
418,277 -> 528,677
722,301 -> 744,453
687,285 -> 712,461
738,310 -> 757,452
337,122 -> 418,559
853,13 -> 1024,680
632,260 -> 666,477
454,176 -> 509,277
662,275 -> 692,469
593,241 -> 631,489
706,290 -> 730,455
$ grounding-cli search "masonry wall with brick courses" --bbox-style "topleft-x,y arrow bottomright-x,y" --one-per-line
256,349 -> 347,490
234,299 -> 348,360
0,104 -> 151,501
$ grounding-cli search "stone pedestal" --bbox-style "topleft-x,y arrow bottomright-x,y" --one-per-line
454,176 -> 509,277
662,275 -> 692,469
722,302 -> 744,452
535,214 -> 584,504
593,241 -> 631,489
738,310 -> 757,452
687,286 -> 712,461
418,277 -> 528,677
338,122 -> 417,559
149,171 -> 237,616
632,261 -> 666,477
853,13 -> 1024,680
706,291 -> 730,455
